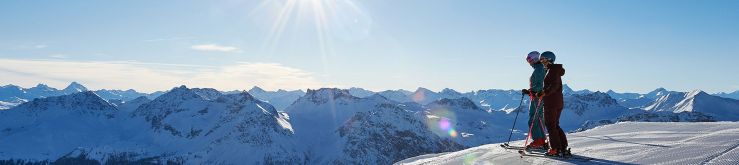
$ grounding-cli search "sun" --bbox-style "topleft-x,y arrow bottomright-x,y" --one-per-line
251,0 -> 373,60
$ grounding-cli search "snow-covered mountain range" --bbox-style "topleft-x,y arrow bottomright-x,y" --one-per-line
0,83 -> 737,164
0,82 -> 161,110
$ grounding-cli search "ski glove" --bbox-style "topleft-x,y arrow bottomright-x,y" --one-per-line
536,92 -> 546,97
522,89 -> 530,95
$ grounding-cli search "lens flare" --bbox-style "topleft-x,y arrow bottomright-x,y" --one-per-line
463,153 -> 479,165
426,108 -> 458,138
439,118 -> 451,130
448,129 -> 458,138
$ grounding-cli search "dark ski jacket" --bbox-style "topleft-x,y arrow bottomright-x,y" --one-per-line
542,64 -> 565,109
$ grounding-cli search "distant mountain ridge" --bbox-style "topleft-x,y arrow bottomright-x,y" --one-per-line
0,82 -> 160,110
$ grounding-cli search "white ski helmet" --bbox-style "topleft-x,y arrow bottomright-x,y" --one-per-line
526,51 -> 540,64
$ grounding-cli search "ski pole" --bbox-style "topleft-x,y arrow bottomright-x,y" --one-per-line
505,93 -> 526,145
535,96 -> 548,147
522,94 -> 544,148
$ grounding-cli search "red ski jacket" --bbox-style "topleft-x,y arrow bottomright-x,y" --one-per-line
542,64 -> 565,109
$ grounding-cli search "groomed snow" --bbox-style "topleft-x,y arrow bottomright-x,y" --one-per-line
396,122 -> 739,165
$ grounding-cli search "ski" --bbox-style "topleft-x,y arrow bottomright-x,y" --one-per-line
501,143 -> 547,153
518,150 -> 593,162
501,143 -> 528,150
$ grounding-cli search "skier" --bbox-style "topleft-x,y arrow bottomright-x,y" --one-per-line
538,51 -> 571,157
522,51 -> 548,150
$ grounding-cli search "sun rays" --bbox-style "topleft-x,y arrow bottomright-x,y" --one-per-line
251,0 -> 372,65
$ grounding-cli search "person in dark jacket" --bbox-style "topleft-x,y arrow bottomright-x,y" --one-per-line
538,51 -> 571,157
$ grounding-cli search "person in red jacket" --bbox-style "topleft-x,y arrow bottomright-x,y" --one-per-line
538,51 -> 571,157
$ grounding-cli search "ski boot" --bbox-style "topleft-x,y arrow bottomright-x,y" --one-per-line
545,149 -> 562,157
561,148 -> 573,158
525,138 -> 548,151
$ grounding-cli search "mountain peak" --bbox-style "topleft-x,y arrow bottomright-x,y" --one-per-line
230,90 -> 257,101
348,87 -> 376,97
650,87 -> 668,93
440,88 -> 460,95
63,82 -> 88,93
13,91 -> 115,114
646,87 -> 671,99
1,84 -> 22,89
687,90 -> 708,98
563,84 -> 573,90
306,88 -> 355,97
248,86 -> 266,93
161,85 -> 222,101
302,88 -> 358,104
414,87 -> 434,94
32,83 -> 54,90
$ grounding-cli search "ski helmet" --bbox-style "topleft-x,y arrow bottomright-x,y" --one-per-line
540,51 -> 555,63
526,51 -> 540,64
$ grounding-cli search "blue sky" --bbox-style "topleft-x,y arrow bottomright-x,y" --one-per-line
1,0 -> 737,93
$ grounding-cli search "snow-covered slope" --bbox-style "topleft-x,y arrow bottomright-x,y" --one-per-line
645,90 -> 739,121
0,97 -> 25,110
396,122 -> 739,165
0,91 -> 123,162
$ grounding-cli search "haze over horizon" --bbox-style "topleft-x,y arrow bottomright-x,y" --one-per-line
0,81 -> 727,96
1,0 -> 737,93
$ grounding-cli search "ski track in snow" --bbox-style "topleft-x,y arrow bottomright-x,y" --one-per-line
396,122 -> 739,165
703,141 -> 739,165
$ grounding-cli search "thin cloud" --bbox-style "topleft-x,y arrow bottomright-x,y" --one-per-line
13,44 -> 48,50
0,58 -> 324,92
191,44 -> 240,52
49,54 -> 68,59
142,37 -> 192,42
